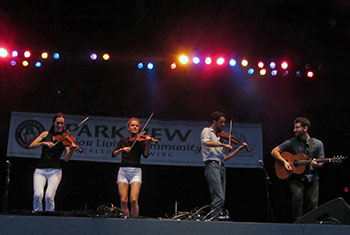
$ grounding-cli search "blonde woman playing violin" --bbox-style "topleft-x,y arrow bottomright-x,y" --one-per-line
112,117 -> 156,218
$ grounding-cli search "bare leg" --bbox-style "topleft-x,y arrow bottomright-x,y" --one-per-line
130,182 -> 141,217
118,182 -> 130,216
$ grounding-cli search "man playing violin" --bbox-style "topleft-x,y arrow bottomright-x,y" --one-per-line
271,117 -> 324,221
29,112 -> 78,212
201,111 -> 248,219
112,117 -> 156,217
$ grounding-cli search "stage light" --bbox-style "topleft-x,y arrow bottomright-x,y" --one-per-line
24,51 -> 31,58
170,62 -> 176,70
216,57 -> 225,65
137,63 -> 144,69
192,57 -> 200,64
258,61 -> 264,68
241,59 -> 248,67
281,61 -> 288,69
41,52 -> 48,59
271,70 -> 278,76
22,61 -> 29,67
0,48 -> 8,57
229,59 -> 237,67
269,62 -> 276,69
53,53 -> 60,59
90,53 -> 97,60
259,69 -> 267,76
147,62 -> 154,70
102,53 -> 110,60
205,57 -> 212,65
345,187 -> 349,193
35,62 -> 42,68
283,70 -> 289,76
179,55 -> 189,64
307,71 -> 314,78
10,60 -> 16,66
247,68 -> 254,75
296,71 -> 301,77
12,50 -> 18,57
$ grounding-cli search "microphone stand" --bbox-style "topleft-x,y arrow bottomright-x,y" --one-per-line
3,160 -> 11,213
259,160 -> 275,222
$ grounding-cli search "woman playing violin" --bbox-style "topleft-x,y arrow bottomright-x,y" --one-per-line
112,117 -> 156,217
29,112 -> 78,212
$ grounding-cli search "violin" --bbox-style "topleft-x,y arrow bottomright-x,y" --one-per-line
216,132 -> 252,152
53,132 -> 83,153
129,134 -> 159,143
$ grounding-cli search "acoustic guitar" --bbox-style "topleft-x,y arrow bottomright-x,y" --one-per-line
275,152 -> 347,180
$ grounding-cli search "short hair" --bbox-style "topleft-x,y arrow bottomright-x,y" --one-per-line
210,111 -> 225,123
294,117 -> 311,128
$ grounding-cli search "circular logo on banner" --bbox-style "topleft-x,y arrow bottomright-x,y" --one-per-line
15,120 -> 45,149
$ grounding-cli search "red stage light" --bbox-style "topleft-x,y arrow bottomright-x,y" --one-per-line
205,57 -> 212,65
0,48 -> 8,58
170,62 -> 177,70
307,71 -> 314,78
281,61 -> 288,69
258,61 -> 264,68
216,57 -> 225,65
24,51 -> 31,58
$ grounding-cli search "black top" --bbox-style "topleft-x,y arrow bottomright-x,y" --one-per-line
37,132 -> 65,169
112,137 -> 148,167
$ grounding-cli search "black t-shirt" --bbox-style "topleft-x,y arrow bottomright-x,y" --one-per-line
112,137 -> 148,167
37,132 -> 65,169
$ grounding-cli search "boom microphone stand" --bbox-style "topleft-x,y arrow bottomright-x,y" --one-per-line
3,160 -> 11,213
259,160 -> 275,222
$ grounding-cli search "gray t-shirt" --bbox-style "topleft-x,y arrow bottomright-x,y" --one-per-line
278,137 -> 325,181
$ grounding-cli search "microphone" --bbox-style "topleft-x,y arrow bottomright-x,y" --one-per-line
259,160 -> 264,166
6,160 -> 10,166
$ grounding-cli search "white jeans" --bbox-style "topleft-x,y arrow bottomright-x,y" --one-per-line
33,168 -> 62,211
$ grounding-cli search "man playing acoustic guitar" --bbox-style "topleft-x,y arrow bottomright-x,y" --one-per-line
271,117 -> 325,221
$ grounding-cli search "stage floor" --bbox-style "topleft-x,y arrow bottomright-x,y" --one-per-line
0,214 -> 349,235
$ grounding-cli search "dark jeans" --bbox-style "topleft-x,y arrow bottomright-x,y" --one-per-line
204,161 -> 226,214
289,179 -> 319,221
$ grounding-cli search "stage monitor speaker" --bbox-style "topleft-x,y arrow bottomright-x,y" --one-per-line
294,197 -> 350,225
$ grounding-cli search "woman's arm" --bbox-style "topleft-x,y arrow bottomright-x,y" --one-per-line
29,131 -> 54,149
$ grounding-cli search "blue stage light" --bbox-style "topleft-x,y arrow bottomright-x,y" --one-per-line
137,63 -> 144,69
10,60 -> 16,66
35,62 -> 42,67
270,62 -> 276,69
53,53 -> 60,59
192,57 -> 200,64
147,63 -> 154,70
247,68 -> 254,75
229,59 -> 237,67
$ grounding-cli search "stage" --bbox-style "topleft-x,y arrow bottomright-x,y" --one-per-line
0,214 -> 349,235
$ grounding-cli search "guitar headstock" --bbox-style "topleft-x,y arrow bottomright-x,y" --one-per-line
331,155 -> 348,164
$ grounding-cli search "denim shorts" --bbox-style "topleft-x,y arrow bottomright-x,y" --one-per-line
117,167 -> 142,184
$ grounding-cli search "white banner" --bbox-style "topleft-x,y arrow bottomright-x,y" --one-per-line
7,112 -> 263,168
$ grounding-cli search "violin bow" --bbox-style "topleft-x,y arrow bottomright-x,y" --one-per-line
129,112 -> 154,151
228,119 -> 233,146
51,116 -> 90,148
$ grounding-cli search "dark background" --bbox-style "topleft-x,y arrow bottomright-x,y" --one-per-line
0,0 -> 349,222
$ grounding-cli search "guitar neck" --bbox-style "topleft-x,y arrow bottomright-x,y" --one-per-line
295,158 -> 332,166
